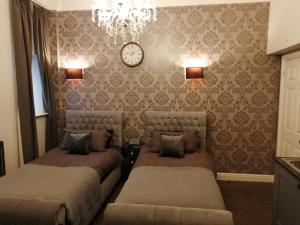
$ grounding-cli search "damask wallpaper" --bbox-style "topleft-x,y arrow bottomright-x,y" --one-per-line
49,2 -> 281,174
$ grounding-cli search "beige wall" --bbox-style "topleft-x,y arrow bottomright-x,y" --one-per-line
267,0 -> 300,54
50,3 -> 281,174
32,0 -> 271,11
0,0 -> 20,173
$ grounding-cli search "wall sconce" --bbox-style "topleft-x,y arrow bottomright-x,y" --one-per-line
186,67 -> 204,79
65,68 -> 84,79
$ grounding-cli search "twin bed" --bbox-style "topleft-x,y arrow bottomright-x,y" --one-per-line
0,111 -> 234,225
0,110 -> 123,225
104,112 -> 234,225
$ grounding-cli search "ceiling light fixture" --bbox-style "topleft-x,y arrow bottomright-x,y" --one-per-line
92,0 -> 157,44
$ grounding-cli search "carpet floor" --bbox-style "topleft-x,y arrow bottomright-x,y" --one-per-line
91,181 -> 273,225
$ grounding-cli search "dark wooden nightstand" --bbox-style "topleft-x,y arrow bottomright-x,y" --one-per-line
121,144 -> 140,181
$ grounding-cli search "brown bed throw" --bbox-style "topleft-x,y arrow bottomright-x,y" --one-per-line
116,166 -> 225,209
0,164 -> 101,225
104,166 -> 233,225
104,203 -> 234,225
32,148 -> 121,180
0,197 -> 65,225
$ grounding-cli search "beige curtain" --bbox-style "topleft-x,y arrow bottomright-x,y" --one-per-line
11,0 -> 38,163
32,4 -> 58,151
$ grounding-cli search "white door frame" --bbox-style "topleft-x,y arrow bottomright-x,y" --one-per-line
277,51 -> 300,157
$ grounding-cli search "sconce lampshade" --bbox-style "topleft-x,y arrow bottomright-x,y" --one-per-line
65,68 -> 83,79
186,67 -> 204,79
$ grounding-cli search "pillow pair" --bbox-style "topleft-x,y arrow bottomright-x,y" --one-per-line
67,133 -> 91,155
60,130 -> 112,155
151,131 -> 200,152
90,130 -> 113,151
160,134 -> 185,158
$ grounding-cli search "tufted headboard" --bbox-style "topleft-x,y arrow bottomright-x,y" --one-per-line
66,110 -> 123,147
144,111 -> 206,150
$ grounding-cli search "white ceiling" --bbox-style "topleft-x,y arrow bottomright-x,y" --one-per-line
33,0 -> 270,11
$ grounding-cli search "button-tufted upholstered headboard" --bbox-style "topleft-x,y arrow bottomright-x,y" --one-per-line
144,111 -> 206,150
66,110 -> 123,147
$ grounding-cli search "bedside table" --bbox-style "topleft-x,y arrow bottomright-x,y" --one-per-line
121,144 -> 140,181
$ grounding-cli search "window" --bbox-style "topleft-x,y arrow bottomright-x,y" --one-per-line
31,54 -> 47,116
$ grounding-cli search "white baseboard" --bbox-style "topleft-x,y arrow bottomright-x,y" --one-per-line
217,173 -> 274,183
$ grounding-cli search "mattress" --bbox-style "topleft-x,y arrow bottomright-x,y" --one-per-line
31,147 -> 121,181
117,166 -> 225,209
104,166 -> 233,225
134,145 -> 215,172
0,164 -> 101,225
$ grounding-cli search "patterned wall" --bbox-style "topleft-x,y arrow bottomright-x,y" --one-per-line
49,2 -> 281,174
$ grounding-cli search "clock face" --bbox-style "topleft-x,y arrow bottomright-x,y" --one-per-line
121,42 -> 144,67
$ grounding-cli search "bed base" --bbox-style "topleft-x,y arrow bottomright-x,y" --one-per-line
80,165 -> 121,225
104,203 -> 234,225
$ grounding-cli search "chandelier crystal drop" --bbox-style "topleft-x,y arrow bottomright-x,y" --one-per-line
92,0 -> 157,44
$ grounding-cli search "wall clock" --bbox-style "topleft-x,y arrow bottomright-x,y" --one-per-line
120,42 -> 144,67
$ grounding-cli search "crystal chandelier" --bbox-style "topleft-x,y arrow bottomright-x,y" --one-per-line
92,0 -> 157,44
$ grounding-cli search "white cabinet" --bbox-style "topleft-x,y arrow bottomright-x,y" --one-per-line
273,160 -> 300,225
267,0 -> 300,55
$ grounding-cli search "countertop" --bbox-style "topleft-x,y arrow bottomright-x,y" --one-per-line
274,157 -> 300,181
